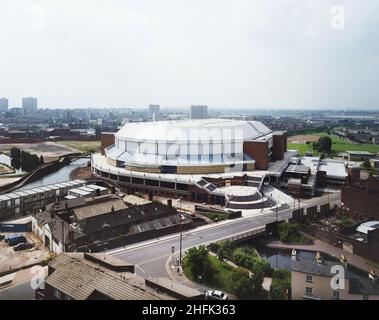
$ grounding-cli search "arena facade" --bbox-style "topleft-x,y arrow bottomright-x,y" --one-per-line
92,119 -> 288,209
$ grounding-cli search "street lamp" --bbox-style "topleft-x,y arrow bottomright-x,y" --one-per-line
178,197 -> 183,269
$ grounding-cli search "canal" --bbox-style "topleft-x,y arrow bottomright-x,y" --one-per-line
17,158 -> 89,190
251,243 -> 368,278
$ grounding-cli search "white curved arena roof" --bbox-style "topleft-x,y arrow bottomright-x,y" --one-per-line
116,119 -> 272,142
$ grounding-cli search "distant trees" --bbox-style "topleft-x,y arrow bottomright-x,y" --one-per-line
10,147 -> 41,172
95,125 -> 101,137
10,147 -> 21,169
312,136 -> 332,154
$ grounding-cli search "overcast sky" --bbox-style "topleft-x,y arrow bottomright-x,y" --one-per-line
0,0 -> 378,109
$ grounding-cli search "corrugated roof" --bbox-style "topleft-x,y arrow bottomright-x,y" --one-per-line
46,254 -> 170,300
123,194 -> 152,206
73,198 -> 127,221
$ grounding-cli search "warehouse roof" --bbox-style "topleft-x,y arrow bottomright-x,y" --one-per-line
73,196 -> 127,221
123,194 -> 152,206
319,160 -> 347,179
286,164 -> 310,175
46,254 -> 173,300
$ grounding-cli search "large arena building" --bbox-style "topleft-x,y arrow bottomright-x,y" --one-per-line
92,119 -> 289,209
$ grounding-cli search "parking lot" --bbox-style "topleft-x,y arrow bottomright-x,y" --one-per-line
0,232 -> 49,276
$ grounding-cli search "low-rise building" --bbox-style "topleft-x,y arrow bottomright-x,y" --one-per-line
0,180 -> 86,220
292,257 -> 379,300
284,156 -> 347,196
32,194 -> 194,253
370,159 -> 379,168
36,253 -> 203,300
344,151 -> 376,162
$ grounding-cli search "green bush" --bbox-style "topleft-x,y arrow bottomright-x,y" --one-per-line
270,269 -> 291,300
277,222 -> 312,244
182,246 -> 215,281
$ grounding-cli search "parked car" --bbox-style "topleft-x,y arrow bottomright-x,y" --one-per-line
5,235 -> 27,246
205,290 -> 228,300
13,242 -> 34,251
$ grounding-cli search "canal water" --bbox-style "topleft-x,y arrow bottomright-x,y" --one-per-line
253,243 -> 367,278
17,158 -> 88,190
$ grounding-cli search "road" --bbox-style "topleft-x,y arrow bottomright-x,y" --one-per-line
0,266 -> 47,300
110,193 -> 340,278
0,281 -> 35,300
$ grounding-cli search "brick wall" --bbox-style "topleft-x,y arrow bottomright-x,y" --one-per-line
101,133 -> 115,155
243,141 -> 269,170
272,133 -> 286,160
342,187 -> 379,220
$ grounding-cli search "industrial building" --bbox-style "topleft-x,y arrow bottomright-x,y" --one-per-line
284,156 -> 347,196
93,119 -> 288,208
32,194 -> 194,253
0,180 -> 86,220
67,184 -> 108,198
344,151 -> 377,162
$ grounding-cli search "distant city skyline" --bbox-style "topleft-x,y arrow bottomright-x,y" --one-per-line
1,0 -> 379,109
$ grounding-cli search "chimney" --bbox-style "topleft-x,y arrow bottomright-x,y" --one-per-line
291,249 -> 297,261
369,269 -> 376,283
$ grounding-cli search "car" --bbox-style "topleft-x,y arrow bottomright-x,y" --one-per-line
5,235 -> 27,246
13,242 -> 34,252
205,290 -> 228,300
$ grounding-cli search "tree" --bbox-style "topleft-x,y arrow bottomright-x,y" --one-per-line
95,125 -> 101,137
231,269 -> 255,299
217,240 -> 233,260
217,247 -> 225,261
10,147 -> 21,169
231,268 -> 267,300
317,136 -> 332,154
270,269 -> 291,300
184,246 -> 214,281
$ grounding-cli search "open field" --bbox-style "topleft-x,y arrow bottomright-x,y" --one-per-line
287,134 -> 321,144
288,132 -> 379,156
0,142 -> 78,162
287,143 -> 319,156
0,140 -> 100,162
56,140 -> 100,153
0,164 -> 14,175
